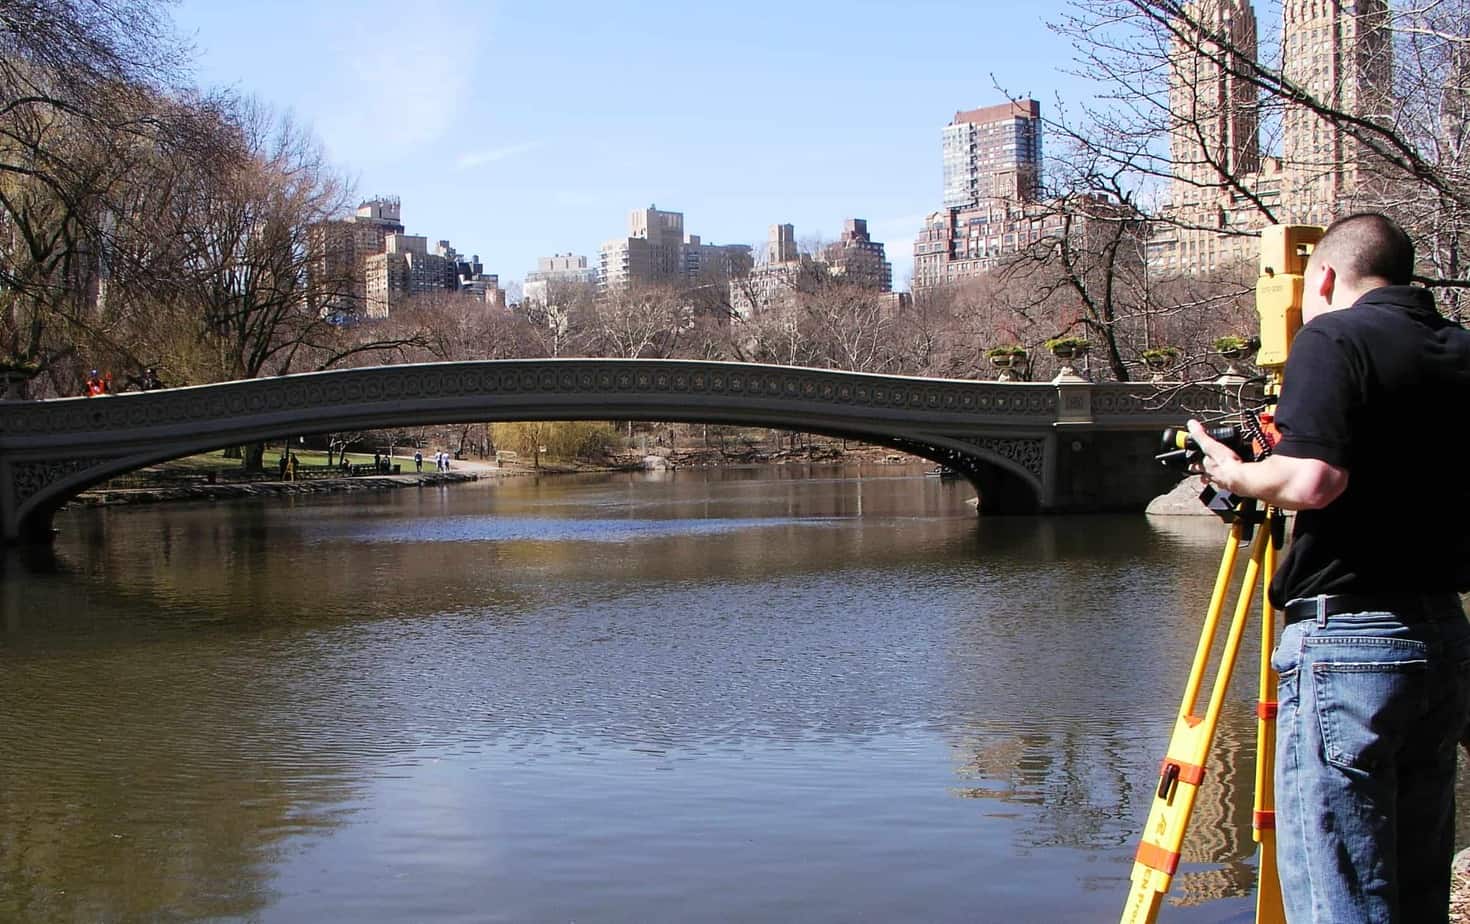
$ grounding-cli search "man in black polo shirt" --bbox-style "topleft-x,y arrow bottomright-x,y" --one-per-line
1188,212 -> 1470,922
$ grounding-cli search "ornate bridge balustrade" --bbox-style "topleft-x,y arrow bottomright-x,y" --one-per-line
0,359 -> 1211,544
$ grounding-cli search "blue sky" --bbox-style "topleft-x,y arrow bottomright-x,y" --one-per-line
173,1 -> 1090,293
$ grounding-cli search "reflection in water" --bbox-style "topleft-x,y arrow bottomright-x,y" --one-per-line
950,714 -> 1257,905
0,630 -> 362,920
2,466 -> 1458,921
941,513 -> 1262,907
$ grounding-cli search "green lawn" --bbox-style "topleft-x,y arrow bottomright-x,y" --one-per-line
154,447 -> 420,472
147,448 -> 312,472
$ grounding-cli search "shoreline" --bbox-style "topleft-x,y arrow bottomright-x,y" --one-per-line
70,446 -> 928,511
71,470 -> 491,509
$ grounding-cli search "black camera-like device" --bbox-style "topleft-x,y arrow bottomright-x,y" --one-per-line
1155,425 -> 1250,473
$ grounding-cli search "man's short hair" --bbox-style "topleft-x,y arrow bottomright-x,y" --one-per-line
1312,212 -> 1415,286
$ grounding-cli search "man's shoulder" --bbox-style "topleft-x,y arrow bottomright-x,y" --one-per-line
1349,286 -> 1463,332
1313,293 -> 1450,343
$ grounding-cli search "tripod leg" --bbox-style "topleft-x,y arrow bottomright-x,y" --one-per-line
1121,517 -> 1271,924
1253,508 -> 1286,923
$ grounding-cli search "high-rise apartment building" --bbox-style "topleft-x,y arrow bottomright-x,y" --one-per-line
1148,157 -> 1286,276
730,224 -> 808,319
919,6 -> 1395,288
628,206 -> 685,246
599,206 -> 750,290
822,219 -> 893,292
732,220 -> 894,316
913,201 -> 1074,290
523,253 -> 598,305
766,224 -> 798,264
683,235 -> 754,281
1149,0 -> 1392,275
1168,0 -> 1260,205
442,246 -> 506,308
915,101 -> 1058,291
942,100 -> 1043,209
1279,0 -> 1392,220
308,196 -> 406,318
354,197 -> 405,236
362,233 -> 460,317
310,197 -> 496,318
1150,0 -> 1277,276
600,206 -> 685,289
459,272 -> 507,309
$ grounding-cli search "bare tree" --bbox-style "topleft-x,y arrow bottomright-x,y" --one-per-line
908,282 -> 1008,379
1044,0 -> 1470,318
0,0 -> 190,394
797,277 -> 905,373
676,311 -> 741,361
982,187 -> 1153,381
0,0 -> 185,200
518,278 -> 596,358
118,100 -> 424,468
85,94 -> 248,385
149,102 -> 350,384
390,290 -> 533,363
740,299 -> 815,368
583,284 -> 687,359
933,0 -> 1468,384
0,101 -> 120,393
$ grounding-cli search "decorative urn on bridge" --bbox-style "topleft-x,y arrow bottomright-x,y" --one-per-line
984,345 -> 1029,382
1212,335 -> 1257,385
1140,346 -> 1181,383
1045,336 -> 1090,383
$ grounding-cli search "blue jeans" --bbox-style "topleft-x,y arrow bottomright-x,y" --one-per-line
1271,599 -> 1470,923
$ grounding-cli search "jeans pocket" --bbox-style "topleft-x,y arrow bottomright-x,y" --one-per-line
1313,654 -> 1427,771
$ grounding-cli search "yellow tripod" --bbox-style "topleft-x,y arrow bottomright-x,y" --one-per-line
1120,498 -> 1287,922
1121,222 -> 1322,923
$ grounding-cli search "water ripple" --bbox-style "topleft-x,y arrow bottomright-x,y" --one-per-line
330,514 -> 849,544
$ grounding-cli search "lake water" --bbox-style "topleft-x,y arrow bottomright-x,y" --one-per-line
4,464 -> 1462,922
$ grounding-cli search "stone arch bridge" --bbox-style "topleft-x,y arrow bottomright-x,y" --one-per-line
0,359 -> 1209,544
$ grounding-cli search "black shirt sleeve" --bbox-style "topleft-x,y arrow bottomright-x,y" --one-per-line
1271,325 -> 1359,469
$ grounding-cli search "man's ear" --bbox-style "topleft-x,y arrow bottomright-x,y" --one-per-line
1316,263 -> 1337,303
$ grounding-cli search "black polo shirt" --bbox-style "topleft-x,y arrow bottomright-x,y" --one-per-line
1267,285 -> 1470,608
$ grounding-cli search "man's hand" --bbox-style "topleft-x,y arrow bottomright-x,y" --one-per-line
1185,419 -> 1243,492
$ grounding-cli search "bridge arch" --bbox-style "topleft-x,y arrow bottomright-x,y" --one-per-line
0,359 -> 1200,544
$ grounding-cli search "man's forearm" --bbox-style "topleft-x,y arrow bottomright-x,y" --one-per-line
1207,454 -> 1346,510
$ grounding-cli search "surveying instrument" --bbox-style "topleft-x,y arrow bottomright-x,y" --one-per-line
1120,224 -> 1324,924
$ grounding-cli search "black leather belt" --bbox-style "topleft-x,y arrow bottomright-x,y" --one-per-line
1283,592 -> 1464,625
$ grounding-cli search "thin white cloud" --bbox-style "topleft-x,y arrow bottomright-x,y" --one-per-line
308,2 -> 483,165
456,142 -> 541,170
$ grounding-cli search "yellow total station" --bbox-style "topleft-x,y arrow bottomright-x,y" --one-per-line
1254,224 -> 1323,394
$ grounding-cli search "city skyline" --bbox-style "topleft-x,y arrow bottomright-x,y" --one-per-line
172,1 -> 1097,293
